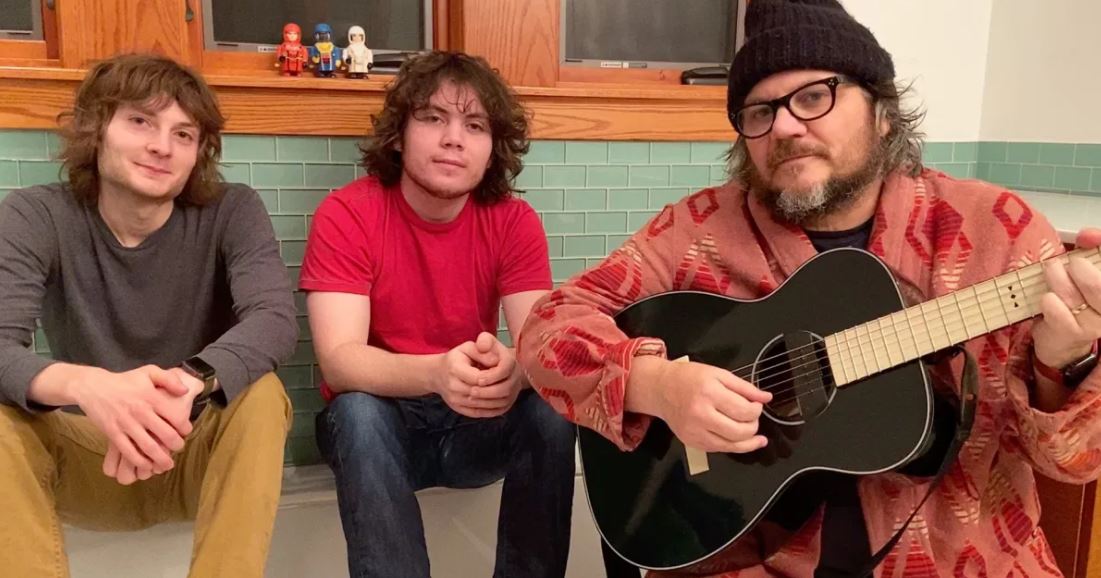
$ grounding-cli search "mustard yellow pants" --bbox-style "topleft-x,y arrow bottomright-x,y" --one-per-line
0,372 -> 292,578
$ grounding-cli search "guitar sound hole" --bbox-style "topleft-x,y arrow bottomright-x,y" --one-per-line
754,331 -> 835,425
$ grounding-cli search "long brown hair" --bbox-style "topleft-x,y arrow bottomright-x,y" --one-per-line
57,53 -> 226,205
360,51 -> 530,204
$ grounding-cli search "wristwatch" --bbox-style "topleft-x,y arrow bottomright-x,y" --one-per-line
1062,348 -> 1100,389
181,356 -> 217,402
1034,342 -> 1100,389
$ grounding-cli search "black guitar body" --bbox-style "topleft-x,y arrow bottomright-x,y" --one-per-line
580,248 -> 934,572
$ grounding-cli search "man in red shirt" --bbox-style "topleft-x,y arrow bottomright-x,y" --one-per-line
299,51 -> 575,578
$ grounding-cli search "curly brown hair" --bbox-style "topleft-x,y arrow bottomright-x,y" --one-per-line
360,51 -> 530,204
57,53 -> 226,206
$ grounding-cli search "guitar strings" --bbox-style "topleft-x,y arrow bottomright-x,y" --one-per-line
755,273 -> 1053,400
732,254 -> 1084,402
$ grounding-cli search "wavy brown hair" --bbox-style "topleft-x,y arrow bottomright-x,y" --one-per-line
360,51 -> 530,204
57,53 -> 226,206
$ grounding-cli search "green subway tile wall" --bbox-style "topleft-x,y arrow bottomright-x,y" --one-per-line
977,142 -> 1101,195
1,129 -> 1099,465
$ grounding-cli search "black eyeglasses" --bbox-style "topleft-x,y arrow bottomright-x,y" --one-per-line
730,76 -> 855,139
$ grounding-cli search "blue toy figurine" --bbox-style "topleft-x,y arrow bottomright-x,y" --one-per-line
308,23 -> 342,78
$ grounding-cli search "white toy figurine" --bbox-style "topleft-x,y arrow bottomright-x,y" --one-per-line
343,25 -> 374,79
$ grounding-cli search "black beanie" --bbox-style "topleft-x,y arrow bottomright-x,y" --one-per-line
728,0 -> 895,121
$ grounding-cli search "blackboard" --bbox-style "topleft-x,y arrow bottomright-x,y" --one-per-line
207,0 -> 425,50
563,0 -> 738,65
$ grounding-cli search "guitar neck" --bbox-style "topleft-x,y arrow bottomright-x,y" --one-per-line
824,246 -> 1101,386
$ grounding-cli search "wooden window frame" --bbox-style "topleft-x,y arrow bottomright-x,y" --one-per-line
0,0 -> 734,141
0,0 -> 60,66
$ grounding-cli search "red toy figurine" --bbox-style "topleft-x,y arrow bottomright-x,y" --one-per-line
275,23 -> 307,76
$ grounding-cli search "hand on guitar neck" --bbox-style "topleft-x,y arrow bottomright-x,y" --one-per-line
1031,227 -> 1101,409
624,355 -> 773,454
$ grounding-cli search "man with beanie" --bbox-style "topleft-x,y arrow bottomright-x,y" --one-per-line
517,0 -> 1101,576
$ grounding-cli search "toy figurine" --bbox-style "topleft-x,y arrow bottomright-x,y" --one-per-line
275,23 -> 308,77
343,25 -> 374,79
308,23 -> 342,78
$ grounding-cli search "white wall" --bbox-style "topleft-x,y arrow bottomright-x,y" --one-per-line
842,0 -> 994,142
980,1 -> 1101,142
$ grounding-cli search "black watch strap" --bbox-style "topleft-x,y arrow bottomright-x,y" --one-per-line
1063,349 -> 1099,389
181,356 -> 217,400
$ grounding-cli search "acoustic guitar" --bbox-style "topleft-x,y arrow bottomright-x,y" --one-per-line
580,246 -> 1099,572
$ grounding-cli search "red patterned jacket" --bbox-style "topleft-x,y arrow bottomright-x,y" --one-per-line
518,168 -> 1101,577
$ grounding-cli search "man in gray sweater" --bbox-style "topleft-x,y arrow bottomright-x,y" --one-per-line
0,54 -> 298,578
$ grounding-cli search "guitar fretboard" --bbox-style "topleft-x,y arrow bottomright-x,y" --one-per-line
823,246 -> 1101,386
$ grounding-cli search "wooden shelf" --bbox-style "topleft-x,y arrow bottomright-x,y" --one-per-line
0,67 -> 734,141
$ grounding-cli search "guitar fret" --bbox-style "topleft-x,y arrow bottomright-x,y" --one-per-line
848,327 -> 869,380
964,285 -> 991,337
906,306 -> 929,359
857,323 -> 881,375
879,315 -> 902,367
951,292 -> 976,340
1019,265 -> 1049,317
841,331 -> 857,384
865,320 -> 887,372
962,288 -> 987,339
919,300 -> 946,352
973,279 -> 1005,331
824,334 -> 846,386
899,309 -> 919,361
874,319 -> 891,369
995,273 -> 1030,324
937,294 -> 965,344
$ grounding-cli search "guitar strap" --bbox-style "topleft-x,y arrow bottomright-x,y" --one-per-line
846,345 -> 979,577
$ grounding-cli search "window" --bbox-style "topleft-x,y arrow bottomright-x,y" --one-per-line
202,0 -> 433,59
0,0 -> 42,40
0,0 -> 57,62
561,0 -> 746,70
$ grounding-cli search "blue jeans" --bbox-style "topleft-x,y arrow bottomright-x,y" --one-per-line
316,389 -> 577,578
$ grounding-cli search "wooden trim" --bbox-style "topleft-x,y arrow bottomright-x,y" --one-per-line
1037,475 -> 1090,577
201,52 -> 281,76
186,0 -> 205,69
0,68 -> 734,141
1086,482 -> 1101,578
558,67 -> 687,85
54,0 -> 189,69
458,0 -> 558,87
433,0 -> 451,50
0,77 -> 77,128
41,0 -> 59,60
447,0 -> 464,50
0,2 -> 60,63
0,40 -> 49,61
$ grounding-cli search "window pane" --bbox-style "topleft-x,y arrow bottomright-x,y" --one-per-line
0,0 -> 42,40
206,0 -> 427,51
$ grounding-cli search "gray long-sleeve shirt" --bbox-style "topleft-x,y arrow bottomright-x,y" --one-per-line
0,182 -> 298,411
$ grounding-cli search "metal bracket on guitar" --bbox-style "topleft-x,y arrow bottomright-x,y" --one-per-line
673,355 -> 712,475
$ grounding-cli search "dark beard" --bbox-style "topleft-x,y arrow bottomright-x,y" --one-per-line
744,129 -> 886,226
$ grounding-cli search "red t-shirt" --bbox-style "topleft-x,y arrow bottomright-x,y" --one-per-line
299,176 -> 551,400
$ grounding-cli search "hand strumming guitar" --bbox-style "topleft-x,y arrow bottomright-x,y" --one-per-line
625,356 -> 773,453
